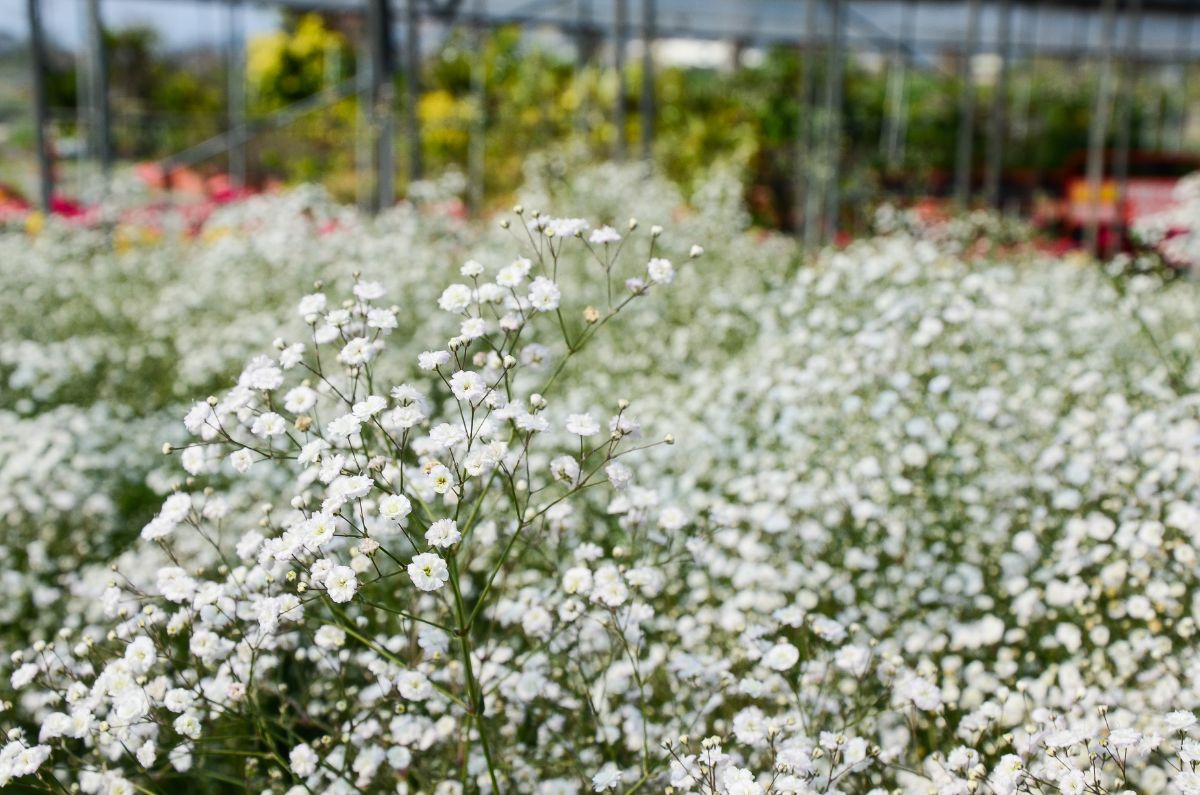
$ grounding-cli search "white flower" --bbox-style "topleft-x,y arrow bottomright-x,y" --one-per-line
647,257 -> 675,284
379,493 -> 413,522
352,395 -> 388,420
438,284 -> 473,313
123,636 -> 156,674
284,385 -> 317,413
528,276 -> 561,312
425,519 -> 461,548
544,217 -> 589,237
314,625 -> 346,649
562,567 -> 593,595
229,449 -> 254,473
251,411 -> 287,437
763,642 -> 800,671
722,767 -> 763,795
324,565 -> 359,603
339,337 -> 377,366
592,762 -> 622,792
418,350 -> 450,370
327,413 -> 363,439
550,455 -> 581,485
606,461 -> 633,490
497,257 -> 532,288
136,740 -> 157,768
367,307 -> 397,329
290,743 -> 318,777
1166,711 -> 1197,732
589,226 -> 621,244
449,370 -> 487,403
298,293 -> 326,317
565,413 -> 600,436
353,280 -> 385,300
408,553 -> 449,591
396,670 -> 433,700
279,342 -> 305,369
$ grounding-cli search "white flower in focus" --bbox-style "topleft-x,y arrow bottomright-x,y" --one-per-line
379,493 -> 412,522
425,519 -> 461,549
339,337 -> 377,366
324,566 -> 358,603
408,553 -> 449,591
396,670 -> 433,700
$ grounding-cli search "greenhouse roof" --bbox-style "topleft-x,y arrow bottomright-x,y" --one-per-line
116,0 -> 1198,58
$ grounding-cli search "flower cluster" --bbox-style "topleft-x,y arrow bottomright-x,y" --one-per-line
5,162 -> 1200,794
1133,172 -> 1200,269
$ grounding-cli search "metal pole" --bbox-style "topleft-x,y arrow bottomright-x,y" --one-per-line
895,0 -> 916,173
984,0 -> 1011,210
1172,18 -> 1195,152
954,0 -> 981,207
802,0 -> 823,251
468,0 -> 485,215
367,0 -> 396,209
822,0 -> 844,243
882,0 -> 913,171
75,0 -> 91,197
225,0 -> 246,189
1110,0 -> 1142,255
795,0 -> 813,236
613,0 -> 627,160
85,0 -> 112,187
1084,0 -> 1118,256
27,0 -> 52,212
1011,2 -> 1037,144
405,0 -> 422,182
639,0 -> 654,162
356,22 -> 371,212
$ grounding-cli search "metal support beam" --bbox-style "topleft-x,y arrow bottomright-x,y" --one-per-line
954,0 -> 981,207
822,0 -> 844,243
613,0 -> 628,160
405,0 -> 422,182
27,0 -> 52,212
985,0 -> 1012,210
367,0 -> 397,209
1084,0 -> 1118,256
801,0 -> 823,250
1110,0 -> 1143,255
87,0 -> 111,185
1177,20 -> 1196,152
356,26 -> 371,212
882,0 -> 914,171
639,0 -> 655,162
468,0 -> 485,215
225,0 -> 246,189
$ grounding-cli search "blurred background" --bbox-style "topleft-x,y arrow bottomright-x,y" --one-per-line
1,0 -> 1197,250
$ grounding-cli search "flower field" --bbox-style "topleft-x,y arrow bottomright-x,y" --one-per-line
3,163 -> 1200,795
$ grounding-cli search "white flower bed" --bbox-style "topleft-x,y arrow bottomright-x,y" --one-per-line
2,166 -> 1200,795
1133,172 -> 1200,269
